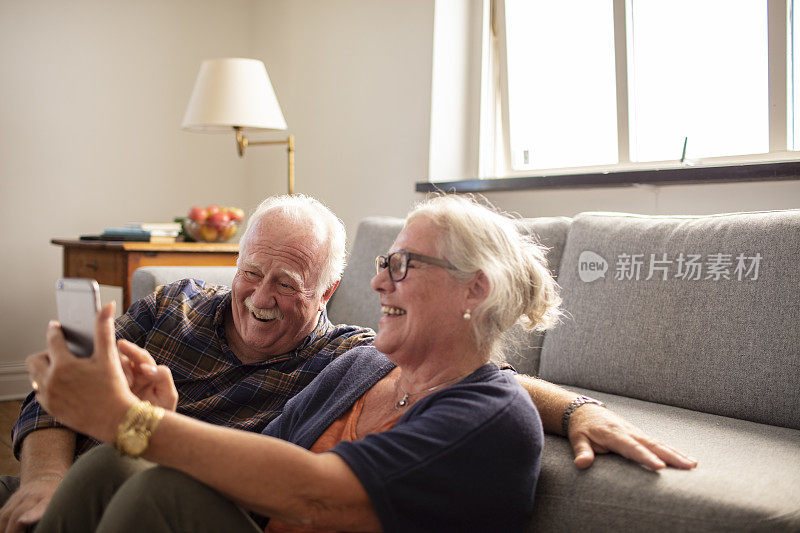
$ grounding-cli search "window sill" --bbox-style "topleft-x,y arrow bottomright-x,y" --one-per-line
416,160 -> 800,193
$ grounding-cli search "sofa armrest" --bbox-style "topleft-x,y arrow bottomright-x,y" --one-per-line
131,266 -> 237,304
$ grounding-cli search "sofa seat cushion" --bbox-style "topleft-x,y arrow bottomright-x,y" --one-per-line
531,387 -> 800,532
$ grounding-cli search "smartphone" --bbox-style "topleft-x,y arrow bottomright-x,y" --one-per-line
55,278 -> 100,358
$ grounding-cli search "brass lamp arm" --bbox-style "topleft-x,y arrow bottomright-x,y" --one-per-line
234,127 -> 295,195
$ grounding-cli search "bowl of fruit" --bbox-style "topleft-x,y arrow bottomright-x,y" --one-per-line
184,205 -> 245,242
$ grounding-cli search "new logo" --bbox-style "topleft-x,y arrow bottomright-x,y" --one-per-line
578,251 -> 608,282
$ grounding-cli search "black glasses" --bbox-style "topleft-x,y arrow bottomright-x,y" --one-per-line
375,250 -> 455,282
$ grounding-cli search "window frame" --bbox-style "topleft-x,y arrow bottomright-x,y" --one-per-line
420,0 -> 800,191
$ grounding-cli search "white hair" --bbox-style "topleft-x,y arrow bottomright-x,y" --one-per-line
407,194 -> 562,358
239,194 -> 346,293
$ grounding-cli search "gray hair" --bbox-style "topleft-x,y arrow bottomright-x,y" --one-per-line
239,194 -> 347,293
407,194 -> 561,358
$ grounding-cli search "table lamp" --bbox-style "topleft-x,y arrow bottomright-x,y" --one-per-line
182,58 -> 295,194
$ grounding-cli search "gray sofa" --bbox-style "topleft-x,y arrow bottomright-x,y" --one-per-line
131,209 -> 800,532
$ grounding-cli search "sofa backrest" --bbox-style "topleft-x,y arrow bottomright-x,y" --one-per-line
326,215 -> 572,374
500,217 -> 572,375
132,215 -> 570,376
538,209 -> 800,430
327,217 -> 404,331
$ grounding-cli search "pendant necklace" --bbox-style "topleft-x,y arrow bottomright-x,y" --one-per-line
394,370 -> 474,410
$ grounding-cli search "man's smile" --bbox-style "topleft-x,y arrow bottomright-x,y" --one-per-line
245,296 -> 283,322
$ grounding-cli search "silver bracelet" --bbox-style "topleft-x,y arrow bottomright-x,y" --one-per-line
561,395 -> 605,436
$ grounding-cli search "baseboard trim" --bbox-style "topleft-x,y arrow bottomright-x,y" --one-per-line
0,362 -> 32,400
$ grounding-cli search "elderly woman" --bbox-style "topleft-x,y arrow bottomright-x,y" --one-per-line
29,196 -> 561,531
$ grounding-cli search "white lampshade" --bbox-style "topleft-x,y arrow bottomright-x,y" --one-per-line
182,58 -> 287,132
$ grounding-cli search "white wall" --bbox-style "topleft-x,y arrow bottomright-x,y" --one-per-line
248,0 -> 434,235
0,0 -> 256,396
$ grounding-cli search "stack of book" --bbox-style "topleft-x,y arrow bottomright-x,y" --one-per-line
81,222 -> 182,243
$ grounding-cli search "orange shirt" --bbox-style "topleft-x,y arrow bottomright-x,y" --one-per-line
265,394 -> 401,533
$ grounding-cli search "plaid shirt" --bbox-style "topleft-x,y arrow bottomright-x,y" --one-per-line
12,279 -> 375,458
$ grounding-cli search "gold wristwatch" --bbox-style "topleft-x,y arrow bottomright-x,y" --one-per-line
114,401 -> 166,458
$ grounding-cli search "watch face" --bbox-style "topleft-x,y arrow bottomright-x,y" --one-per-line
121,429 -> 148,456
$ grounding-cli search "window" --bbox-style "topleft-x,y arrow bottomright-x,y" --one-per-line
487,0 -> 795,178
504,1 -> 618,169
628,0 -> 768,162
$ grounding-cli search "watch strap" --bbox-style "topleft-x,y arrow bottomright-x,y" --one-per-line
561,395 -> 605,436
114,400 -> 165,458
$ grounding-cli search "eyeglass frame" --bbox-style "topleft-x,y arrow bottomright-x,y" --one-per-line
375,250 -> 456,282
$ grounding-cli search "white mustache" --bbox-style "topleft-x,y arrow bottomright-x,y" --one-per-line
244,296 -> 283,321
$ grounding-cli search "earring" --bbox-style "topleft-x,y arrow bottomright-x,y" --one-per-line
463,309 -> 471,320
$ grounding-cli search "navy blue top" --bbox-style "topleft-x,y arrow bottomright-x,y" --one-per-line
263,345 -> 543,532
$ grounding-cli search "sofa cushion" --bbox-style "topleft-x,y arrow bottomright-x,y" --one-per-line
327,216 -> 572,375
531,386 -> 800,532
538,210 -> 800,429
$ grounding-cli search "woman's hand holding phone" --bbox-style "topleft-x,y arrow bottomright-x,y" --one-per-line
52,277 -> 178,411
28,301 -> 179,447
28,303 -> 136,444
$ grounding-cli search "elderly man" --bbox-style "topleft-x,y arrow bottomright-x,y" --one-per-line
0,194 -> 695,532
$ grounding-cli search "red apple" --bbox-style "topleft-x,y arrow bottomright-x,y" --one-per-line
206,204 -> 221,217
207,211 -> 230,230
188,206 -> 208,223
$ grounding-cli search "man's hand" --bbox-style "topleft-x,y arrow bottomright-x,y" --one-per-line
0,476 -> 61,533
0,427 -> 75,533
514,374 -> 697,471
117,340 -> 178,411
568,404 -> 698,470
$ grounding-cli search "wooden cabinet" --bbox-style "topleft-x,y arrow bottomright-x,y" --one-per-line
52,240 -> 239,310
